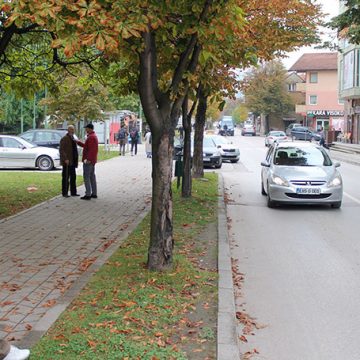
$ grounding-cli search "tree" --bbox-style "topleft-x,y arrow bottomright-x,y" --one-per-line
330,1 -> 360,44
40,73 -> 113,126
4,0 -> 321,271
243,60 -> 294,133
232,102 -> 249,124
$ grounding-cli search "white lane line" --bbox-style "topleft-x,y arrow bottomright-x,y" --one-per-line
344,191 -> 360,205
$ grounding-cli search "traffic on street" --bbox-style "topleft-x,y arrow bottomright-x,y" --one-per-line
221,130 -> 360,360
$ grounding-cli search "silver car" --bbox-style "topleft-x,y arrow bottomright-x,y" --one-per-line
261,142 -> 343,208
264,131 -> 288,147
209,135 -> 240,163
0,135 -> 60,171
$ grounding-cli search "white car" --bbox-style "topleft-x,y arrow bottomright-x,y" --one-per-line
0,135 -> 60,171
265,131 -> 288,147
209,135 -> 240,163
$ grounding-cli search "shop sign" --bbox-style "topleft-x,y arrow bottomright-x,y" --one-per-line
307,110 -> 345,117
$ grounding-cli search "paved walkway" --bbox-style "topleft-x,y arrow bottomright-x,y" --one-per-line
0,147 -> 152,346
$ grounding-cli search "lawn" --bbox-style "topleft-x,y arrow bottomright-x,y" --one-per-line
0,147 -> 117,219
30,173 -> 219,359
0,172 -> 79,219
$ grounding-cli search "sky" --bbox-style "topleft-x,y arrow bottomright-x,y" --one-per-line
282,0 -> 340,69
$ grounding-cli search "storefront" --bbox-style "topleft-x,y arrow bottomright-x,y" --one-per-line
306,110 -> 345,131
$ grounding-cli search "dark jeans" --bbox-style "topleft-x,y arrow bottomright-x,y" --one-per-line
131,140 -> 138,155
62,164 -> 77,196
83,162 -> 97,197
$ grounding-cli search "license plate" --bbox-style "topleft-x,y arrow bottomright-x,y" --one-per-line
296,187 -> 321,194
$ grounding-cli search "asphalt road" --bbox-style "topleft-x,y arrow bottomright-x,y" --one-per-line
221,132 -> 360,360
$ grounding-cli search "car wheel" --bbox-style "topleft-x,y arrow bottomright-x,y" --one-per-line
261,181 -> 266,195
214,160 -> 222,169
230,159 -> 239,163
267,185 -> 276,208
37,155 -> 54,171
331,201 -> 342,209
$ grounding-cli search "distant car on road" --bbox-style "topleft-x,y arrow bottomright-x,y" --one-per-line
208,135 -> 240,163
290,126 -> 321,141
174,136 -> 222,169
260,141 -> 343,208
19,129 -> 67,149
285,123 -> 302,136
218,117 -> 235,136
241,123 -> 256,136
265,131 -> 288,147
0,135 -> 60,171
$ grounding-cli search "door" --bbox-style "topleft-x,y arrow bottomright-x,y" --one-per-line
316,119 -> 329,131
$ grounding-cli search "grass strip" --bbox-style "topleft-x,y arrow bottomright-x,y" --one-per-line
0,173 -> 84,219
30,173 -> 219,359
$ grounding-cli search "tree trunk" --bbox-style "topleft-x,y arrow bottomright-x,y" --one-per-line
181,95 -> 192,198
193,88 -> 207,178
147,129 -> 175,270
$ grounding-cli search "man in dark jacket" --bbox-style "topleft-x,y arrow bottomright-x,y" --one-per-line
76,123 -> 99,200
59,125 -> 79,197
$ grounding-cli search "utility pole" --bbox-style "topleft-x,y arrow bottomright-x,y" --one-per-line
33,93 -> 36,129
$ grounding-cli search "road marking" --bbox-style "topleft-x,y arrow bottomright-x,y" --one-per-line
344,191 -> 360,205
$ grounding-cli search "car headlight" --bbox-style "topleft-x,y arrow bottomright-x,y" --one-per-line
329,176 -> 342,187
271,175 -> 289,186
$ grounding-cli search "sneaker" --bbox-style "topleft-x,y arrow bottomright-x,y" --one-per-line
4,345 -> 30,360
80,196 -> 91,200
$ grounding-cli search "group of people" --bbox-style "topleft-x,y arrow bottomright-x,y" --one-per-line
116,117 -> 152,158
59,123 -> 98,200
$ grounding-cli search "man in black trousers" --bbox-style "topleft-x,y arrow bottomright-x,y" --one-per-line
59,125 -> 79,197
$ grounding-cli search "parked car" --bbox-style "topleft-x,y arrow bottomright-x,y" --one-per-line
0,135 -> 60,171
19,129 -> 67,149
290,126 -> 321,141
218,117 -> 235,136
241,123 -> 256,136
208,135 -> 240,163
260,141 -> 343,208
265,131 -> 288,147
174,136 -> 222,169
285,123 -> 302,136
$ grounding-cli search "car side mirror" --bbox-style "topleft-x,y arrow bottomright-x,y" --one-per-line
334,162 -> 341,168
217,145 -> 221,148
261,160 -> 270,167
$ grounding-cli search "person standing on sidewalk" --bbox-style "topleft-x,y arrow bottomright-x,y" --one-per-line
76,124 -> 98,200
59,125 -> 79,197
129,125 -> 139,156
0,339 -> 30,360
117,124 -> 128,156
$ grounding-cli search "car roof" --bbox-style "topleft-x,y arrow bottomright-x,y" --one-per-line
274,141 -> 317,149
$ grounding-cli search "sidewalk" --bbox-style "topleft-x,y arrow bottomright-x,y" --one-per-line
330,148 -> 360,166
0,147 -> 152,347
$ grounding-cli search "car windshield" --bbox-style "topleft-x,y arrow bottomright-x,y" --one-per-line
269,131 -> 285,137
211,136 -> 229,145
16,137 -> 37,148
274,146 -> 332,166
203,138 -> 216,148
222,121 -> 233,126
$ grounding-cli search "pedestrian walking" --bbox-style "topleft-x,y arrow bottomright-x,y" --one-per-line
59,125 -> 79,197
76,124 -> 99,200
0,339 -> 30,360
117,124 -> 128,156
129,126 -> 139,156
144,131 -> 152,158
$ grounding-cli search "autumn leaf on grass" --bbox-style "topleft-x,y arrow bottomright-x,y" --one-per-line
87,339 -> 97,349
27,186 -> 38,192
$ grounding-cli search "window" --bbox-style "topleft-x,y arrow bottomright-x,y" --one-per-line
288,83 -> 296,92
21,132 -> 34,142
309,72 -> 318,83
309,95 -> 317,105
2,138 -> 22,148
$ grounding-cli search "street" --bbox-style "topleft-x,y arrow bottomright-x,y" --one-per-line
221,131 -> 360,360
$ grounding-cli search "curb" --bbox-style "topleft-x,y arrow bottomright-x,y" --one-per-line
19,204 -> 151,349
217,174 -> 240,360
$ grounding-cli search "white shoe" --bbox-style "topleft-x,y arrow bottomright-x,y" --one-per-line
4,345 -> 30,360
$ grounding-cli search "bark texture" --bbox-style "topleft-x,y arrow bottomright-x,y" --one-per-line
181,96 -> 192,198
193,88 -> 208,178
